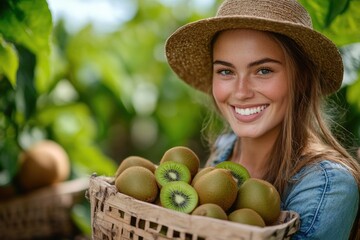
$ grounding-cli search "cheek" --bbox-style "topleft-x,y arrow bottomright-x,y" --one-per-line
212,79 -> 228,104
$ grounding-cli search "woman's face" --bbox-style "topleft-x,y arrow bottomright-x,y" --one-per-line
212,29 -> 289,140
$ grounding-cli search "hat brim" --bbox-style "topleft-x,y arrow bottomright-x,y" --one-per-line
165,16 -> 343,95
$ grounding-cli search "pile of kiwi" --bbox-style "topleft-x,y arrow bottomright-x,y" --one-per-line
114,146 -> 281,228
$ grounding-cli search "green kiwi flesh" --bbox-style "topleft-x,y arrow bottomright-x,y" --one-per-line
160,181 -> 198,213
215,161 -> 250,188
155,161 -> 191,187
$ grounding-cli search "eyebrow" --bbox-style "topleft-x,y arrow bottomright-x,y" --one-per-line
213,58 -> 282,68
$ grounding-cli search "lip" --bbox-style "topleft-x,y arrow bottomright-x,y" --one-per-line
232,104 -> 269,122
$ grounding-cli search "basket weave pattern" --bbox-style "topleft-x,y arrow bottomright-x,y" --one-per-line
0,178 -> 89,240
88,174 -> 300,240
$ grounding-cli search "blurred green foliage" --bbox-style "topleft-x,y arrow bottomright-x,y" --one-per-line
0,0 -> 360,236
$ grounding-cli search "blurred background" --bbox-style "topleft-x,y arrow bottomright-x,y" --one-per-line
0,0 -> 359,238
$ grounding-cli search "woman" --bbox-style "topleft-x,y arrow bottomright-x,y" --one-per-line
165,0 -> 360,239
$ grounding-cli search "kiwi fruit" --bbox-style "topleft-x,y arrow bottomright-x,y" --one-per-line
191,166 -> 215,186
17,140 -> 70,192
191,203 -> 228,220
115,156 -> 156,178
193,168 -> 238,211
215,161 -> 250,188
233,178 -> 280,225
228,208 -> 266,227
160,146 -> 200,178
155,161 -> 191,187
160,181 -> 198,214
115,166 -> 159,203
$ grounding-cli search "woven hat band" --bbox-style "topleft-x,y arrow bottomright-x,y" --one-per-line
217,0 -> 312,28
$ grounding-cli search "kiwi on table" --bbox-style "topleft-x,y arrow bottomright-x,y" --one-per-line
155,161 -> 191,187
228,208 -> 266,227
115,156 -> 156,178
160,146 -> 200,178
233,178 -> 280,225
191,167 -> 215,186
193,168 -> 238,212
191,203 -> 228,220
160,181 -> 198,214
115,166 -> 159,203
215,161 -> 250,188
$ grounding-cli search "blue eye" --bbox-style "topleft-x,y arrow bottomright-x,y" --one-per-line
218,69 -> 232,76
258,68 -> 272,75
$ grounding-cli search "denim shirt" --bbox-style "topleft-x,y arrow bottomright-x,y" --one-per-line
208,133 -> 359,239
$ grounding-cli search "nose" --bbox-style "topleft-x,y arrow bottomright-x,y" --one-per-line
235,75 -> 254,99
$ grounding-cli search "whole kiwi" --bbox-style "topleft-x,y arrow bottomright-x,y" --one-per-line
233,178 -> 281,225
193,168 -> 238,212
191,167 -> 215,186
17,140 -> 70,192
228,208 -> 266,227
160,146 -> 200,178
160,181 -> 198,214
215,161 -> 250,188
115,166 -> 159,203
115,156 -> 156,178
191,203 -> 228,220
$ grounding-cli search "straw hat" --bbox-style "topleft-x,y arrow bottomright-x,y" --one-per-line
165,0 -> 343,95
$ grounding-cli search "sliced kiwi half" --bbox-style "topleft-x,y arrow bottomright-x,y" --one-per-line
155,161 -> 191,187
160,181 -> 198,213
215,161 -> 250,188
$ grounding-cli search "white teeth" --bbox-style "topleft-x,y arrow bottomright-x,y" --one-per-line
235,105 -> 267,116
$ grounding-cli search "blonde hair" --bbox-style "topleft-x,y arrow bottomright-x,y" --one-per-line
203,31 -> 360,192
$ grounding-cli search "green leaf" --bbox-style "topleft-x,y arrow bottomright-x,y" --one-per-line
0,36 -> 18,87
300,0 -> 360,46
68,144 -> 117,176
347,74 -> 360,111
15,46 -> 37,121
35,103 -> 97,145
325,0 -> 351,27
0,0 -> 53,92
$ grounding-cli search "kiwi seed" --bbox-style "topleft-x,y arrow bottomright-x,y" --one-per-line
160,181 -> 198,213
155,161 -> 191,187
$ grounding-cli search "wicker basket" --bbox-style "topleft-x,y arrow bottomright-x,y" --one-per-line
88,174 -> 300,240
0,177 -> 89,240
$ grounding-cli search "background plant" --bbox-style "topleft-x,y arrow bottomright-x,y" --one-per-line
1,0 -> 359,237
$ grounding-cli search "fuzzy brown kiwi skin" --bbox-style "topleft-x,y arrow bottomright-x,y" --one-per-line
228,208 -> 266,227
191,203 -> 228,220
191,167 -> 215,186
115,156 -> 156,179
233,178 -> 281,225
160,146 -> 200,178
115,166 -> 159,203
17,140 -> 70,192
215,161 -> 250,188
193,168 -> 238,212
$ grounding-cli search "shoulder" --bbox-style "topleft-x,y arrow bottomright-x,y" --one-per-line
291,160 -> 358,187
283,160 -> 359,239
205,133 -> 237,166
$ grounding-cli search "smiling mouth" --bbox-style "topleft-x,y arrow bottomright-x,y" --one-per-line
235,105 -> 268,116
